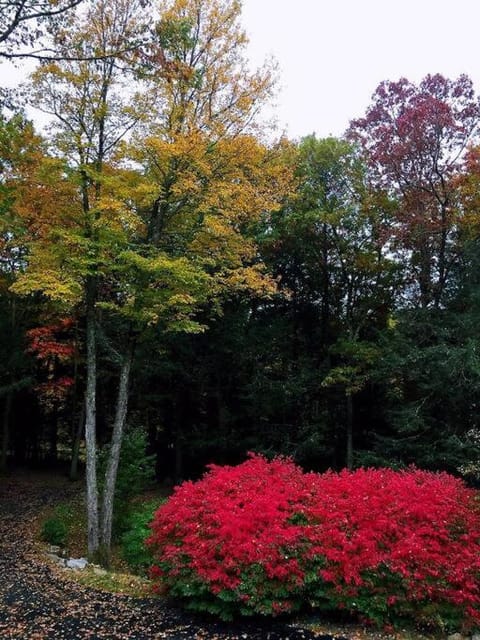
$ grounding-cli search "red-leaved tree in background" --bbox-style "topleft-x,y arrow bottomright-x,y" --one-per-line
348,74 -> 480,308
27,318 -> 75,410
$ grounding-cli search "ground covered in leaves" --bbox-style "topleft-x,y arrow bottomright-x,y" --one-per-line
0,471 -> 439,640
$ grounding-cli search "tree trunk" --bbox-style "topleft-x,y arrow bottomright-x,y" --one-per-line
320,221 -> 330,349
2,299 -> 16,474
69,335 -> 82,480
85,277 -> 99,556
174,423 -> 183,483
100,340 -> 134,562
69,404 -> 84,481
1,392 -> 12,473
346,392 -> 353,470
49,404 -> 58,463
435,201 -> 449,309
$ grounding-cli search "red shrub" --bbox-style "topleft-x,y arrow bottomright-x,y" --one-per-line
147,455 -> 480,628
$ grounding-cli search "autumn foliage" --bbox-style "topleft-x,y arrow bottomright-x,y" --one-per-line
26,319 -> 75,407
148,455 -> 480,628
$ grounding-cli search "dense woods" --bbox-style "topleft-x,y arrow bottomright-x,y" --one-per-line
2,0 -> 480,558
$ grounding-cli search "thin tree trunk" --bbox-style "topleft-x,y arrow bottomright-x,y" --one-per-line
346,392 -> 353,470
435,202 -> 449,309
2,299 -> 15,474
69,334 -> 82,480
1,392 -> 12,473
174,423 -> 183,484
320,221 -> 330,349
100,340 -> 134,562
49,404 -> 58,463
85,277 -> 99,556
69,404 -> 84,481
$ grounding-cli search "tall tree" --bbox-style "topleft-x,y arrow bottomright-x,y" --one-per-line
13,0 -> 285,560
348,74 -> 480,309
0,113 -> 61,472
15,0 -> 153,556
260,136 -> 396,468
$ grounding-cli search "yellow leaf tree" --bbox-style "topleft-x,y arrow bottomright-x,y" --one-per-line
13,0 -> 293,561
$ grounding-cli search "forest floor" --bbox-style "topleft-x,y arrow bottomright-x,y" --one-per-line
0,470 -> 442,640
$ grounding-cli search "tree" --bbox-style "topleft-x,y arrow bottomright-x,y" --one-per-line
12,0 -> 286,561
26,318 -> 76,461
147,0 -> 276,141
348,74 -> 480,309
368,302 -> 480,472
95,0 -> 285,555
0,0 -> 85,59
260,136 -> 396,468
0,113 -> 62,472
13,0 -> 154,557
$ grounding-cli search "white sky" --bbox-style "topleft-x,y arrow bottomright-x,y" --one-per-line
2,0 -> 480,141
241,0 -> 480,140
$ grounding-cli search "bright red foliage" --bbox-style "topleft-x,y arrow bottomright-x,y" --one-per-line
147,455 -> 480,627
27,318 -> 75,361
27,318 -> 76,407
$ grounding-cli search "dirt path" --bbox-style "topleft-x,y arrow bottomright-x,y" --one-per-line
0,472 -> 343,640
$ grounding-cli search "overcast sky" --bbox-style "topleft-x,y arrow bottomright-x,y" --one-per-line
241,0 -> 480,140
2,0 -> 480,140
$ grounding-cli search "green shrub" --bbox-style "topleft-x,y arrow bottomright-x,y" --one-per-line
41,504 -> 73,546
98,426 -> 156,537
120,500 -> 160,573
42,517 -> 67,545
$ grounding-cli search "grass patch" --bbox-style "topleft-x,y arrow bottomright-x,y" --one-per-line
38,492 -> 87,554
68,565 -> 151,597
37,481 -> 168,596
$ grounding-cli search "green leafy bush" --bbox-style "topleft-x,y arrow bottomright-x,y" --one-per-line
41,504 -> 73,546
41,517 -> 67,545
120,500 -> 160,573
98,427 -> 156,537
